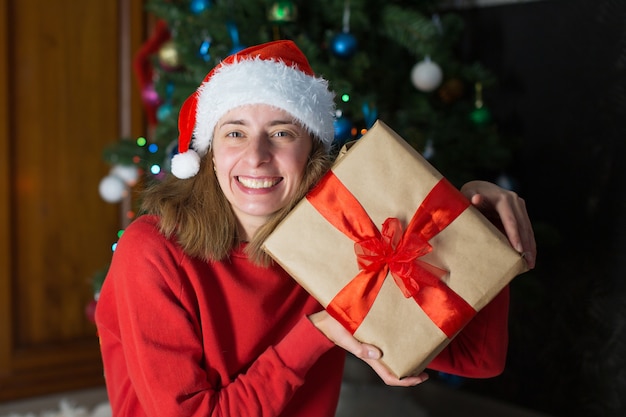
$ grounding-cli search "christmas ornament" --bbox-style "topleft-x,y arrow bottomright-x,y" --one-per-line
330,0 -> 357,59
157,103 -> 173,121
157,83 -> 175,121
330,32 -> 358,59
110,164 -> 140,187
469,82 -> 492,126
98,174 -> 128,203
190,0 -> 211,14
411,56 -> 443,92
141,83 -> 160,108
438,78 -> 465,104
198,36 -> 212,62
158,40 -> 181,70
362,102 -> 378,129
227,21 -> 245,55
267,1 -> 297,23
469,107 -> 492,125
333,110 -> 353,147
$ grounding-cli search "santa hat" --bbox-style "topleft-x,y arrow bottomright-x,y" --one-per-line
171,40 -> 336,179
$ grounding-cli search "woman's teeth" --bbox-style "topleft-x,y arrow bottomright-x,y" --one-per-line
238,177 -> 280,189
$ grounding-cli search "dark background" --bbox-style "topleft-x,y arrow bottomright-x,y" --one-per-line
448,1 -> 626,416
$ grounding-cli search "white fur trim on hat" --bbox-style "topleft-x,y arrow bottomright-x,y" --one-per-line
192,57 -> 336,157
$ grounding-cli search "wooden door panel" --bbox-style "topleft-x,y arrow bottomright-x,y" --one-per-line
0,0 -> 147,401
12,0 -> 120,347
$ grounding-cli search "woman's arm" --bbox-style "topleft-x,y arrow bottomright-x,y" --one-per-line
427,286 -> 510,378
96,218 -> 335,417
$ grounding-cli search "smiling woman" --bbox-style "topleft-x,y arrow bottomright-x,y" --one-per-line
94,40 -> 536,417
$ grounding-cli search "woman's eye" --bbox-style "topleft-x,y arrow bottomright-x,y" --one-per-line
272,130 -> 297,139
226,131 -> 243,138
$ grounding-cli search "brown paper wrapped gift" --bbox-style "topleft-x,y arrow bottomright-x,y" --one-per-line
263,120 -> 528,378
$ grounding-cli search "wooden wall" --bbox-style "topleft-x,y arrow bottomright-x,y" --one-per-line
0,0 -> 146,401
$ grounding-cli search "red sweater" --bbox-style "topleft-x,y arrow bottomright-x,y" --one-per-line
96,215 -> 510,417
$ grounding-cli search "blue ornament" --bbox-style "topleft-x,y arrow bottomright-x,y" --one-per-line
330,32 -> 357,59
198,38 -> 212,62
157,83 -> 174,121
227,21 -> 246,55
333,115 -> 353,147
361,103 -> 378,129
190,0 -> 211,14
157,103 -> 173,121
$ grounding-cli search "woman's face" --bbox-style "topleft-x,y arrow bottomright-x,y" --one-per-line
212,104 -> 313,240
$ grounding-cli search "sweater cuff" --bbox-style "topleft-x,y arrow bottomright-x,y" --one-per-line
274,315 -> 335,376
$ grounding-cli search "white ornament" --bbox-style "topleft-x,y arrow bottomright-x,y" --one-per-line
110,164 -> 140,186
411,56 -> 443,92
98,174 -> 128,203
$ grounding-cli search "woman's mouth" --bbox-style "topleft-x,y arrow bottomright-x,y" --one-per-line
237,176 -> 282,189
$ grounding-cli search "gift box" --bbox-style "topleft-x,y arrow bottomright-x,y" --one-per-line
263,120 -> 528,378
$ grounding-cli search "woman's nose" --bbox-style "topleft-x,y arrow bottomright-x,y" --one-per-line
245,135 -> 272,165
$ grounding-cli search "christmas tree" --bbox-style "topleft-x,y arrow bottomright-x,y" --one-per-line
93,0 -> 515,307
99,0 -> 513,197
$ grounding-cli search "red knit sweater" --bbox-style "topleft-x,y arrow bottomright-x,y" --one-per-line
96,215 -> 510,417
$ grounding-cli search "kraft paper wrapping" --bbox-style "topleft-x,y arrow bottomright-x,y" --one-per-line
263,120 -> 528,378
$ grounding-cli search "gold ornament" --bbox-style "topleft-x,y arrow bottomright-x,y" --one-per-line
158,40 -> 181,69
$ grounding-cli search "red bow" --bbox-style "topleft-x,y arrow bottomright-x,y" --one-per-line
355,217 -> 448,299
306,171 -> 476,337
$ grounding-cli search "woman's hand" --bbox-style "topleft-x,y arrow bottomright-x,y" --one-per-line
460,180 -> 536,269
308,310 -> 429,387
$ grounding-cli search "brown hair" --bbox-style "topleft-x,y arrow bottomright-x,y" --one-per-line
140,138 -> 333,266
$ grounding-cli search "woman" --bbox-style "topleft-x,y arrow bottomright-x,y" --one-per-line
95,40 -> 536,417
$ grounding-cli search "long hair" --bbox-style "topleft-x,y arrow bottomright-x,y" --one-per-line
140,138 -> 333,266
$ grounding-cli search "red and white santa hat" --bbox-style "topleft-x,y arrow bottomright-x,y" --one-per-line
171,40 -> 336,179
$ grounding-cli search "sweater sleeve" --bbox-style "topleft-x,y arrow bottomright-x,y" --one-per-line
95,218 -> 335,417
426,286 -> 510,378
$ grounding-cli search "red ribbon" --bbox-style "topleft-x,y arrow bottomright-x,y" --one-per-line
306,172 -> 477,338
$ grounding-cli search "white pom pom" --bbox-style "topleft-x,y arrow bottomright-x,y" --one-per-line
110,164 -> 140,186
99,175 -> 128,203
411,57 -> 443,92
171,150 -> 201,179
